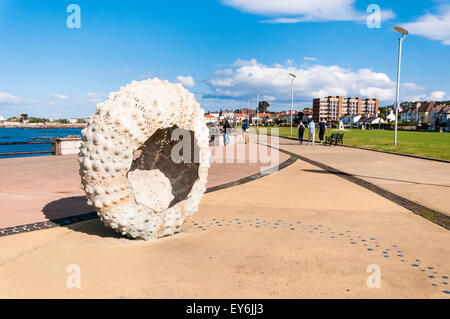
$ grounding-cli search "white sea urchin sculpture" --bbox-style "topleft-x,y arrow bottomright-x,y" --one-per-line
78,79 -> 210,239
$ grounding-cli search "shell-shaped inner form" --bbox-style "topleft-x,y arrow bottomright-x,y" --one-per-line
78,78 -> 210,240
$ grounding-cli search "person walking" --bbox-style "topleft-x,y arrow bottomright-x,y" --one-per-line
318,119 -> 327,145
242,119 -> 249,144
223,120 -> 231,146
297,121 -> 305,144
307,120 -> 316,146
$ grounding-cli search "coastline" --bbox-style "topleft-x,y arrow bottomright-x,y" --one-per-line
0,124 -> 87,129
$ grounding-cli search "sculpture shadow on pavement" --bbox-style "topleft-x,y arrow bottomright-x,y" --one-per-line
42,196 -> 123,239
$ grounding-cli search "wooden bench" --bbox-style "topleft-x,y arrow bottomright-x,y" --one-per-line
325,133 -> 337,146
325,133 -> 344,146
335,133 -> 344,146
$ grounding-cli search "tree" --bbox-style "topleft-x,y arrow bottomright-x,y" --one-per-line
435,118 -> 440,131
19,113 -> 29,122
29,117 -> 49,124
258,101 -> 270,113
7,116 -> 19,122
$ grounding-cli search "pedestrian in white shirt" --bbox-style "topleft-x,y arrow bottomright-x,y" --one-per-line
307,120 -> 316,146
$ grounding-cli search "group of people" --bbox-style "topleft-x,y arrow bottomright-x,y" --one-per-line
222,118 -> 327,147
222,119 -> 249,146
297,119 -> 327,146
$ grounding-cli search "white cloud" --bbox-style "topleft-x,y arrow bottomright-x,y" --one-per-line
427,91 -> 446,101
261,17 -> 302,24
222,0 -> 395,23
214,68 -> 234,76
176,75 -> 196,88
403,82 -> 425,91
304,57 -> 317,61
140,71 -> 152,79
86,92 -> 107,103
379,9 -> 396,22
284,59 -> 294,66
0,92 -> 36,106
403,6 -> 450,45
233,58 -> 259,67
262,95 -> 276,101
0,92 -> 22,105
206,59 -> 431,104
52,94 -> 69,100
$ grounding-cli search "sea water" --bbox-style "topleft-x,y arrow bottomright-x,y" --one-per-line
0,127 -> 82,159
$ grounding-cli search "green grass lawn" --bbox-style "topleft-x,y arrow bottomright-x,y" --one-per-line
252,126 -> 450,160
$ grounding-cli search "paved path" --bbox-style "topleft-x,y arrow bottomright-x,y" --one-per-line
0,158 -> 448,298
274,136 -> 450,216
0,143 -> 288,229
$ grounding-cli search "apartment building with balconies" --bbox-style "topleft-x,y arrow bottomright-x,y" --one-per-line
313,96 -> 379,122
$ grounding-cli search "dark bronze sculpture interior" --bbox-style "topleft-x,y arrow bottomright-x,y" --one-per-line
128,125 -> 200,208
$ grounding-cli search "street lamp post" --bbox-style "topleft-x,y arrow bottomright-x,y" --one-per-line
393,26 -> 408,146
289,73 -> 296,136
256,90 -> 260,130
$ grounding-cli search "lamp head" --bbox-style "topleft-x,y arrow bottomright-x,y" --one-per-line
393,26 -> 409,36
289,73 -> 297,78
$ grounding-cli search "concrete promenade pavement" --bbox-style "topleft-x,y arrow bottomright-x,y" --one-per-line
0,154 -> 449,298
0,143 -> 288,229
274,135 -> 450,216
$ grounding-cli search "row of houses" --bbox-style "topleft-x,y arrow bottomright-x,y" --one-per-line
335,102 -> 449,130
400,101 -> 450,129
339,110 -> 397,128
204,109 -> 314,125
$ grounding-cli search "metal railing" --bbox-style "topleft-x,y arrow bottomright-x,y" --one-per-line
0,141 -> 55,156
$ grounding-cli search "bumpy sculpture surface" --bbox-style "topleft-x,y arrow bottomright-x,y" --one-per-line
78,79 -> 210,239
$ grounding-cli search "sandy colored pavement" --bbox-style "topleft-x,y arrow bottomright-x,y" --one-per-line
274,136 -> 450,215
0,143 -> 288,229
0,159 -> 449,298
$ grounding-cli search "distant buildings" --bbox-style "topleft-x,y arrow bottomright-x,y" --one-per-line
279,110 -> 297,122
301,109 -> 313,121
253,113 -> 274,125
204,108 -> 308,126
69,118 -> 84,124
204,111 -> 249,125
438,106 -> 450,129
236,113 -> 250,122
203,98 -> 449,131
355,115 -> 383,129
313,96 -> 379,122
236,108 -> 256,117
400,101 -> 450,130
340,114 -> 362,126
386,109 -> 396,122
204,114 -> 218,124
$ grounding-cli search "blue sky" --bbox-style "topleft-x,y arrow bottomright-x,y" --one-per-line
0,0 -> 449,118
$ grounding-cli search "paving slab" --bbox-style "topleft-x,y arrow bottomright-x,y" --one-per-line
0,160 -> 448,298
275,136 -> 450,216
0,143 -> 288,229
